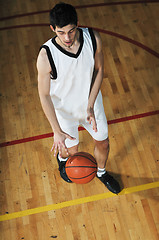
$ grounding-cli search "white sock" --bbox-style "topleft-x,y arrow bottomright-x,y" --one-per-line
58,155 -> 68,162
97,167 -> 106,177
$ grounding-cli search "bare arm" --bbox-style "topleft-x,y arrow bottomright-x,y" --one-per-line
37,48 -> 75,156
87,30 -> 104,131
37,48 -> 62,133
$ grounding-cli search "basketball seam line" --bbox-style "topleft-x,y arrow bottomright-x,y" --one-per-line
65,166 -> 97,168
67,171 -> 97,179
72,154 -> 96,164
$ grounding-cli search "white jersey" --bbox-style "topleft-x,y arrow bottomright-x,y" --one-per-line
41,28 -> 105,127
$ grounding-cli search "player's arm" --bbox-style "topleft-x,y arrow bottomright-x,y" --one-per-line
37,48 -> 61,134
37,48 -> 75,156
87,30 -> 104,131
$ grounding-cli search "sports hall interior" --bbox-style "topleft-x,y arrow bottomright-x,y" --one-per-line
0,0 -> 159,239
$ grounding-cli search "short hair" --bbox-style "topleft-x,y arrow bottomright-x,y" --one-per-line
50,2 -> 78,29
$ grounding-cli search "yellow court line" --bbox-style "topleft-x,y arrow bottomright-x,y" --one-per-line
0,181 -> 159,222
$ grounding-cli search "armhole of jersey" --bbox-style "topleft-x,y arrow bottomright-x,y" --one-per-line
40,45 -> 57,79
88,28 -> 97,58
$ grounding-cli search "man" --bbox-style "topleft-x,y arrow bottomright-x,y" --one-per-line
37,2 -> 121,194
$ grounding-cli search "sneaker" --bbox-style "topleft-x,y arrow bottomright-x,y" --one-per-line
97,172 -> 121,194
57,154 -> 72,183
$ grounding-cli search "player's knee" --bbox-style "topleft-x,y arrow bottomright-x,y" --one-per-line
94,138 -> 109,152
68,144 -> 79,156
102,139 -> 109,152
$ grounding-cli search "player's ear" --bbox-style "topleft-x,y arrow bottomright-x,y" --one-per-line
50,25 -> 55,32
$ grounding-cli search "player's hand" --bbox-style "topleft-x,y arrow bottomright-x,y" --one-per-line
51,131 -> 75,157
87,106 -> 97,132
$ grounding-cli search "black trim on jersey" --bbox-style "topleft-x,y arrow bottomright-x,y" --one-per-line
51,28 -> 84,58
88,28 -> 97,57
40,45 -> 57,79
88,29 -> 97,94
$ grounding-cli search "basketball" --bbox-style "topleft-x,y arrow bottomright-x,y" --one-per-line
65,152 -> 97,184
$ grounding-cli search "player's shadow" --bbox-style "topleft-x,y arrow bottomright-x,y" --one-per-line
107,110 -> 158,184
107,171 -> 159,201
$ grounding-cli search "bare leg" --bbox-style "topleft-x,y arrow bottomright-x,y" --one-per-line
94,138 -> 121,194
57,144 -> 79,183
94,138 -> 109,168
61,144 -> 79,158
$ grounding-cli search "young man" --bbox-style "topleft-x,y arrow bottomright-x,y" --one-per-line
37,3 -> 121,194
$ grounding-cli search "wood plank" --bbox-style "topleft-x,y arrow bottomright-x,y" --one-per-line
0,0 -> 159,239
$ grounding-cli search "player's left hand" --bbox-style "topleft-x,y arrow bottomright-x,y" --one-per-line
87,106 -> 97,132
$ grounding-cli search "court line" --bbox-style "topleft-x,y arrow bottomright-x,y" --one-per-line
0,22 -> 159,148
0,181 -> 159,222
0,0 -> 159,21
75,0 -> 159,9
0,1 -> 158,224
1,24 -> 159,59
93,27 -> 159,58
0,110 -> 159,148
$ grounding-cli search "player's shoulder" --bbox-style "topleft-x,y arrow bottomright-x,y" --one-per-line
92,29 -> 101,42
92,29 -> 102,51
92,29 -> 100,38
38,47 -> 48,61
37,47 -> 51,73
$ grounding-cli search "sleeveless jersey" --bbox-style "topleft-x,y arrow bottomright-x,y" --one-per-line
41,28 -> 105,127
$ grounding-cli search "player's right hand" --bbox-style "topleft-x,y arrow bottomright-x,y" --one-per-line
87,106 -> 97,132
51,131 -> 75,158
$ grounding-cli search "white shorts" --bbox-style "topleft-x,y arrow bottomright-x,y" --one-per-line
60,115 -> 108,148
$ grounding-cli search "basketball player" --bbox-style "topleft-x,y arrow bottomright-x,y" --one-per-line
37,3 -> 121,194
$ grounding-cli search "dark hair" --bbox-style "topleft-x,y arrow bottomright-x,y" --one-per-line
50,2 -> 78,29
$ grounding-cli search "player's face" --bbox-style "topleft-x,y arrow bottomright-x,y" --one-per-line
52,24 -> 78,48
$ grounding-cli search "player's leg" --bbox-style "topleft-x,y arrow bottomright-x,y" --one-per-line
60,144 -> 79,159
82,118 -> 121,194
56,125 -> 79,183
93,137 -> 109,169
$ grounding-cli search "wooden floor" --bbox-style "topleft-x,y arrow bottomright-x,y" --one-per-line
0,0 -> 159,239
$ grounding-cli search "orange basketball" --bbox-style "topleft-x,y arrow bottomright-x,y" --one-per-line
65,152 -> 97,184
